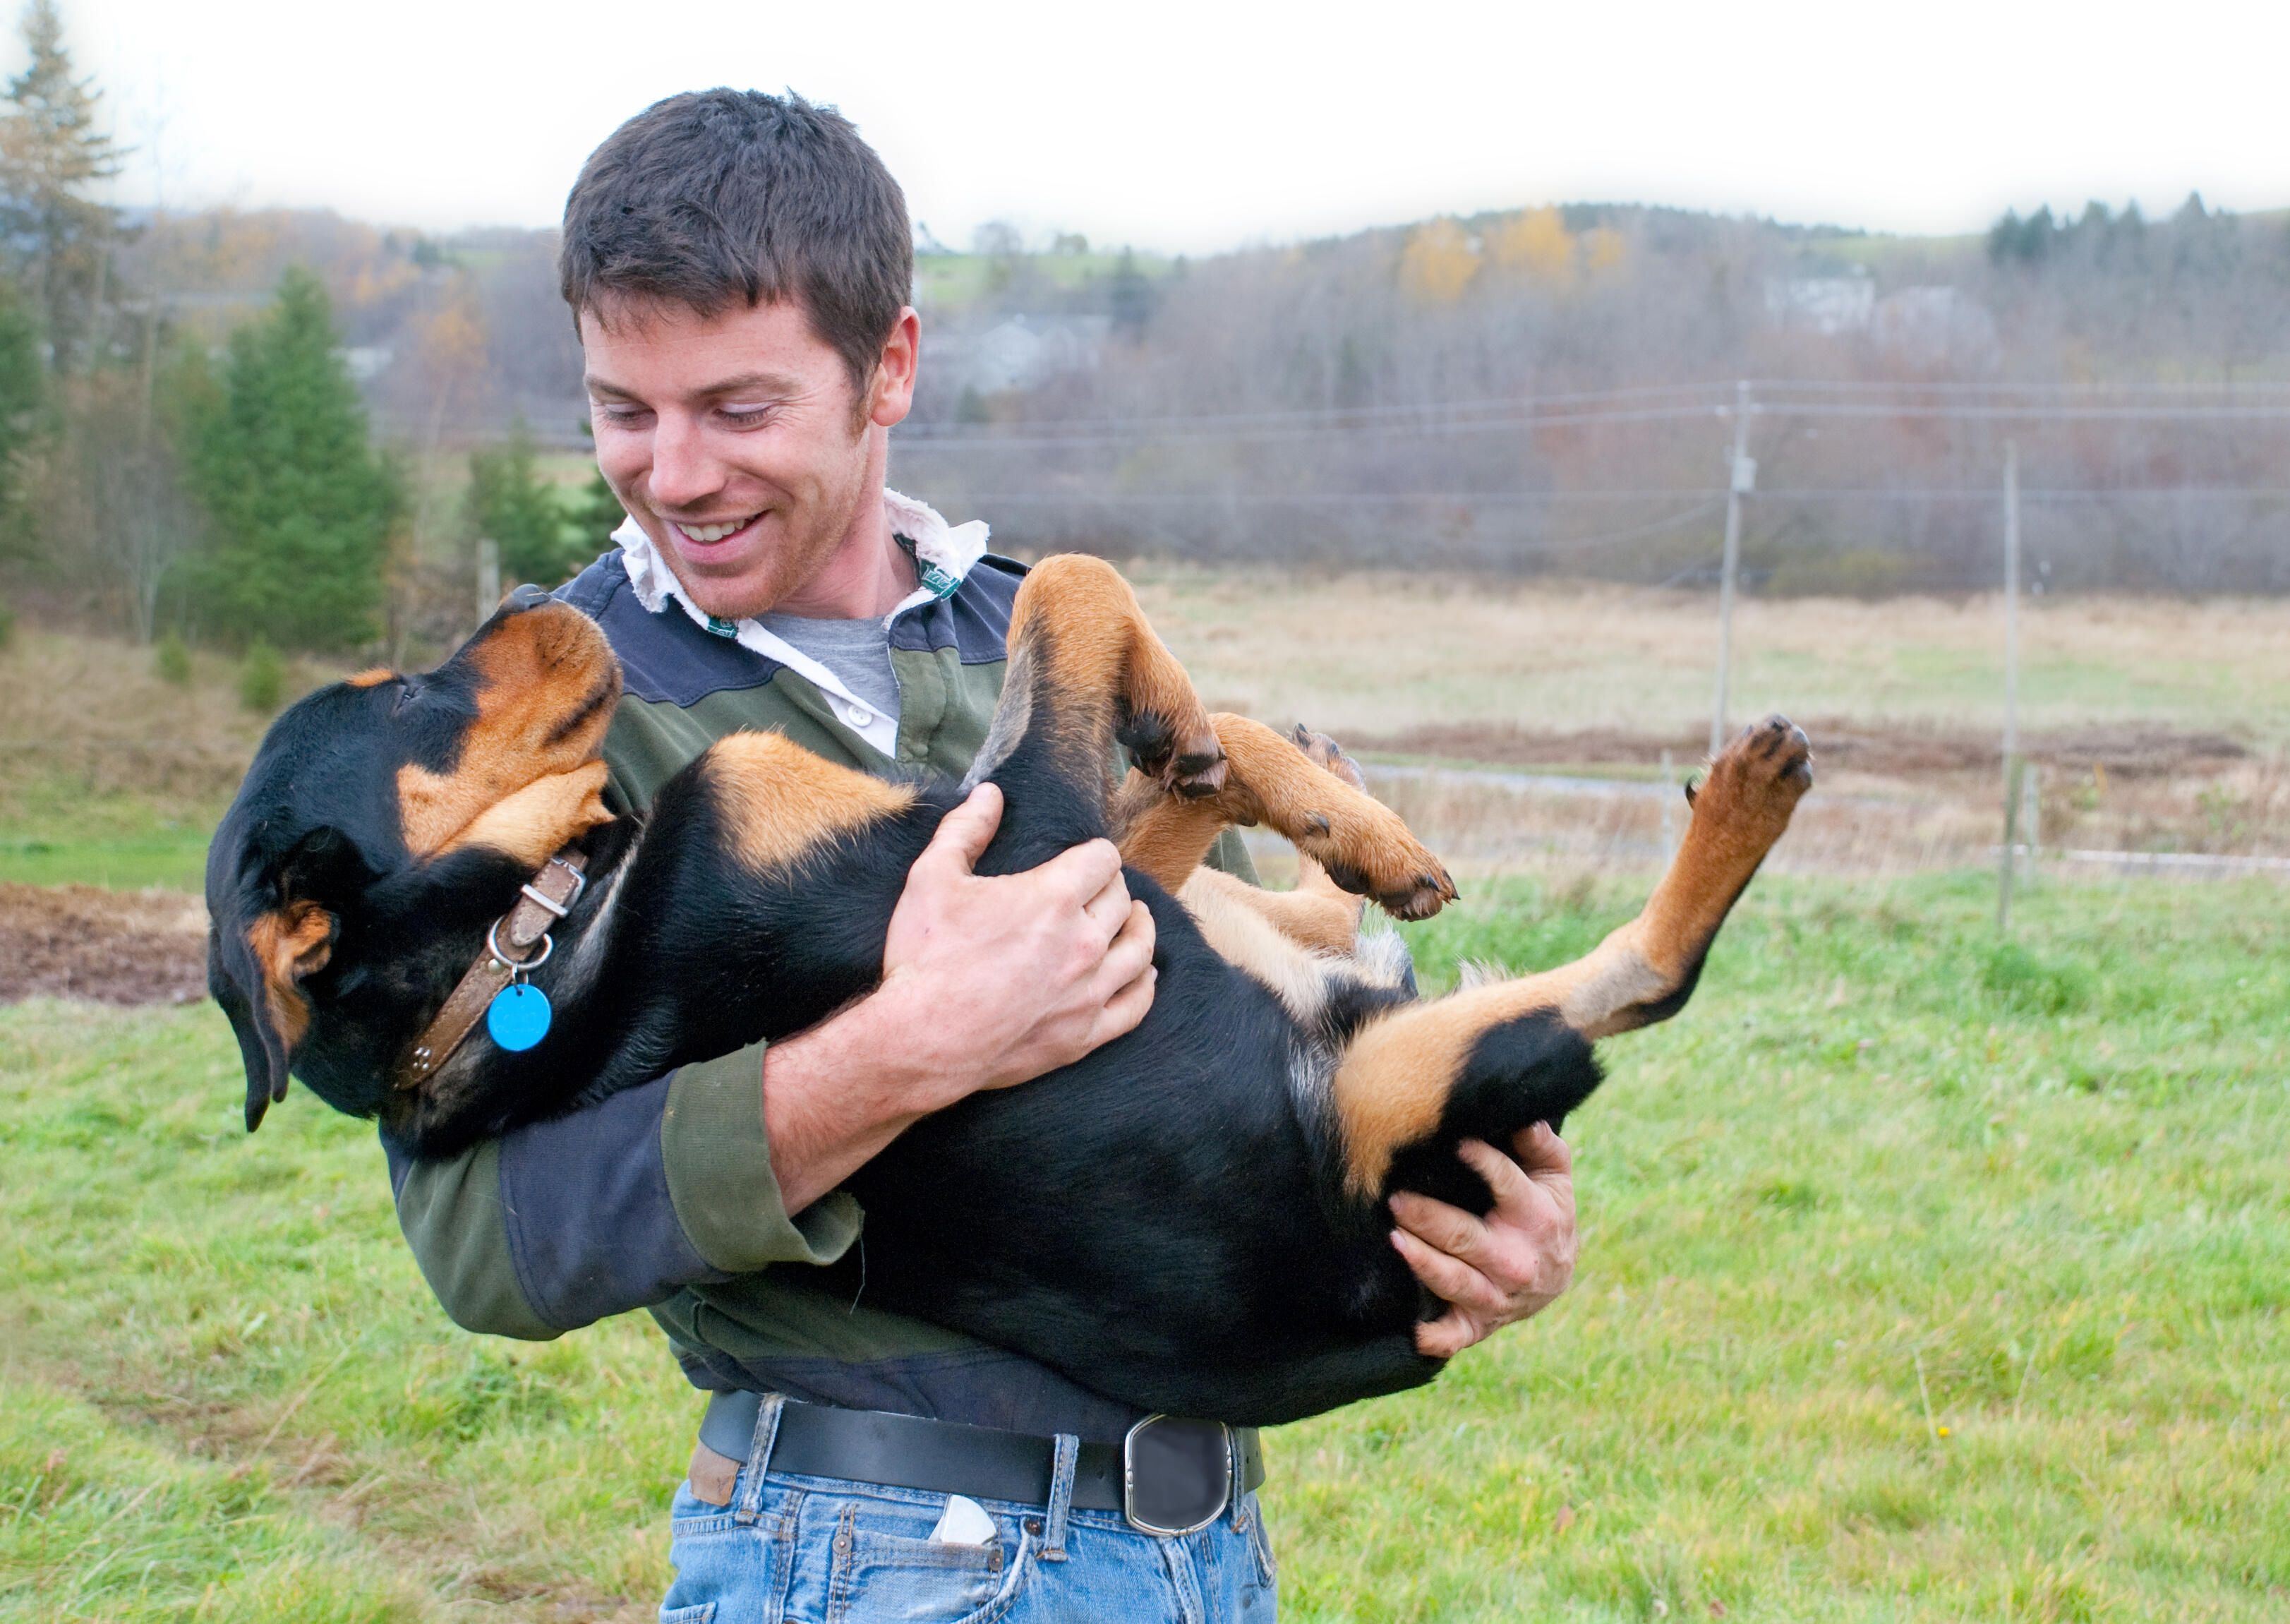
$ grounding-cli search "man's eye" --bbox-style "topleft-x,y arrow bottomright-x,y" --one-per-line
719,406 -> 772,426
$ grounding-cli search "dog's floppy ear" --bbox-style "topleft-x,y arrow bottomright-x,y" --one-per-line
207,826 -> 354,1132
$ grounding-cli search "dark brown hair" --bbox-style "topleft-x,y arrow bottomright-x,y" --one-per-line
560,89 -> 911,391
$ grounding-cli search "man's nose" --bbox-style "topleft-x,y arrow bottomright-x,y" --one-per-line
646,412 -> 724,510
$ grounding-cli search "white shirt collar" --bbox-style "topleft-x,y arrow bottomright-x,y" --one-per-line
611,489 -> 990,759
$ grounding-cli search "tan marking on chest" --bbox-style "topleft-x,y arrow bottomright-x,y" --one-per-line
705,730 -> 919,873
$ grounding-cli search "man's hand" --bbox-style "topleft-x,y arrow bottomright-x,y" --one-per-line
762,783 -> 1157,1213
1389,1123 -> 1577,1359
878,782 -> 1158,1091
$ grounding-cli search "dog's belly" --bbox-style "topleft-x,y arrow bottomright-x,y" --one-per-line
845,917 -> 1442,1424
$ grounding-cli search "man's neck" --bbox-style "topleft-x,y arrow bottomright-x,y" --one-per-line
768,503 -> 915,620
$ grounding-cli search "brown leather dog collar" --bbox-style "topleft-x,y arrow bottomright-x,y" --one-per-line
394,848 -> 587,1091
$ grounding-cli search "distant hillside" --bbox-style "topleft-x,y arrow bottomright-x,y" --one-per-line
114,195 -> 2290,591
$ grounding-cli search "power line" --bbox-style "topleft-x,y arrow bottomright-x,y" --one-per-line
894,397 -> 2290,452
952,486 -> 2290,506
894,376 -> 2290,441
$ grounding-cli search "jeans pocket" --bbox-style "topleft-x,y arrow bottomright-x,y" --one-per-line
826,1519 -> 1031,1624
660,1607 -> 716,1624
1243,1495 -> 1279,1588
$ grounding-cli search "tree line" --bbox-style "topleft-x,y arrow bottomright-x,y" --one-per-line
891,200 -> 2290,592
0,0 -> 618,670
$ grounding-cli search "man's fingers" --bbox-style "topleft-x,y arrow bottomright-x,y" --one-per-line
1109,896 -> 1155,963
1510,1124 -> 1579,1227
1392,1210 -> 1509,1307
1096,961 -> 1157,1042
1081,870 -> 1135,935
1513,1121 -> 1575,1183
1391,1226 -> 1504,1330
1390,1187 -> 1498,1271
1413,1304 -> 1477,1360
1037,837 -> 1125,905
920,782 -> 1004,876
1453,1138 -> 1536,1215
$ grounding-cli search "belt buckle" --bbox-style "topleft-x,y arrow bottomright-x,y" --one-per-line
1121,1414 -> 1232,1536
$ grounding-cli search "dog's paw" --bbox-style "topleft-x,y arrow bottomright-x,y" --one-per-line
1298,802 -> 1457,920
1692,714 -> 1813,841
1291,724 -> 1368,791
1121,708 -> 1229,800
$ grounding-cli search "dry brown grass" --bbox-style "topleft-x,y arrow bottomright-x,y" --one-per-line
1125,566 -> 2290,872
1128,564 -> 2290,747
0,628 -> 344,819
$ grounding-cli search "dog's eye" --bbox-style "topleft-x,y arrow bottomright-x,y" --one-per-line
394,682 -> 421,715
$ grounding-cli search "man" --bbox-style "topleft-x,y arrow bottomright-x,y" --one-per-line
390,89 -> 1577,1620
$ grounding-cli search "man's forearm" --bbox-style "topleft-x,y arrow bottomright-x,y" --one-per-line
762,978 -> 977,1215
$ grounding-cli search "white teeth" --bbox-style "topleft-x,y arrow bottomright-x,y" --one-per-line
673,515 -> 757,543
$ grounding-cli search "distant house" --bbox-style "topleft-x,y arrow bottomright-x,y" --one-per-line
927,315 -> 1112,395
337,345 -> 394,383
1763,272 -> 1875,336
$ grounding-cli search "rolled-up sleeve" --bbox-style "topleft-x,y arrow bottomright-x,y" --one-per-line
389,1040 -> 862,1337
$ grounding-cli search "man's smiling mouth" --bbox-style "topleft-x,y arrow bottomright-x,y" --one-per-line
671,513 -> 762,544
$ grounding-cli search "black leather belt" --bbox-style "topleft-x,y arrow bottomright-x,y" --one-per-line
699,1391 -> 1264,1517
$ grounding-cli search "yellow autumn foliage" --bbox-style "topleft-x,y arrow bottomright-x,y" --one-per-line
1493,207 -> 1575,284
1400,218 -> 1479,304
1581,225 -> 1628,276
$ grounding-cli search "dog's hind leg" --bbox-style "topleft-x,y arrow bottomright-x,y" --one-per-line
1329,716 -> 1812,1201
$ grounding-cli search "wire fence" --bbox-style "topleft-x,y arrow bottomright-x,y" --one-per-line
888,378 -> 2290,591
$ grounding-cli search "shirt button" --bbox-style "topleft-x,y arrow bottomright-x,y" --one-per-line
846,706 -> 874,727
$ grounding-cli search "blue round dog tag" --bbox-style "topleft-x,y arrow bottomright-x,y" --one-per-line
486,984 -> 553,1052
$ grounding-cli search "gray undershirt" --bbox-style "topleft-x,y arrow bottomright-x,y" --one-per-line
757,610 -> 902,730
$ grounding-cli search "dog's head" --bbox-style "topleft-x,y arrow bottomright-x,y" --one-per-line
207,588 -> 621,1131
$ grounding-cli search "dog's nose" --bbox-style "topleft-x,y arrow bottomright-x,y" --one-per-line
504,584 -> 555,613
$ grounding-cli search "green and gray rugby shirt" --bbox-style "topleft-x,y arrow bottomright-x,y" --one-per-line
385,491 -> 1253,1444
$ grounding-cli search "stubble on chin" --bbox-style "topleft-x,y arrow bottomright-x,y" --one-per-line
656,459 -> 876,622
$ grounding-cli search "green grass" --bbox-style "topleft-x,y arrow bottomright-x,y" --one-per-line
3,872 -> 2285,1619
0,774 -> 221,891
0,822 -> 215,891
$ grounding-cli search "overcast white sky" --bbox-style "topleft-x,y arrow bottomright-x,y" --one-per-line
50,0 -> 2290,253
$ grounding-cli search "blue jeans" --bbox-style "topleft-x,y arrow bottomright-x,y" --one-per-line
660,1397 -> 1278,1623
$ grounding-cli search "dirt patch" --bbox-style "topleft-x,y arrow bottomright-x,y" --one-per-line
1351,718 -> 2250,780
0,883 -> 208,1005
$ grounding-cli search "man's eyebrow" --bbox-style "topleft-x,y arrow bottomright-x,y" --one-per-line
584,371 -> 804,400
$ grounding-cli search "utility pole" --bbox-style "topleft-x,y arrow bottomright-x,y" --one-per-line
1709,380 -> 1755,757
1659,747 -> 1677,860
476,537 -> 501,625
1999,440 -> 2021,932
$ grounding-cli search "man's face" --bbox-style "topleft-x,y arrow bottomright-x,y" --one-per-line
581,296 -> 915,620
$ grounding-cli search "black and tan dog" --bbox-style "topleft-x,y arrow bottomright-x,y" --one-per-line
207,555 -> 1810,1426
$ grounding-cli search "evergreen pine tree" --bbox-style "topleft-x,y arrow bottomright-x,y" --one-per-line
188,266 -> 400,650
466,415 -> 581,587
560,419 -> 627,563
0,0 -> 123,375
0,278 -> 43,558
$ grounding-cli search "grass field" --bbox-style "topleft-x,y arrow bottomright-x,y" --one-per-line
4,869 -> 2284,1620
1121,567 -> 2290,750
